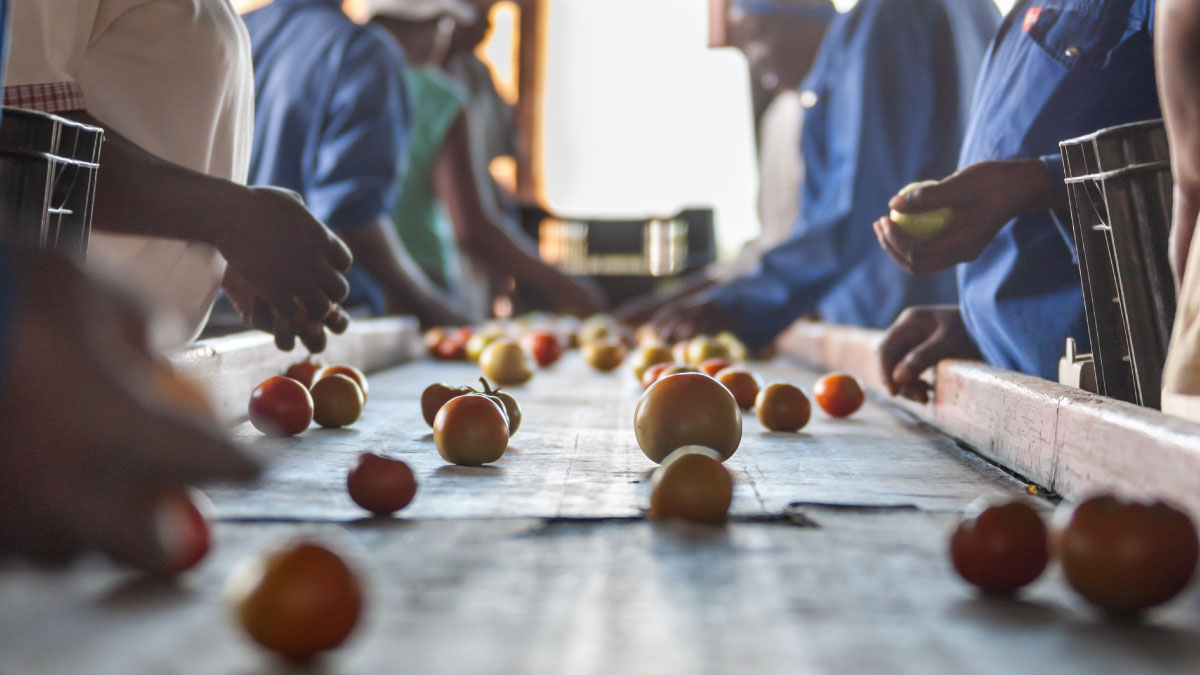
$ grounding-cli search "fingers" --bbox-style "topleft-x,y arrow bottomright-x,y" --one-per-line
273,312 -> 298,352
898,380 -> 932,404
298,320 -> 328,354
297,285 -> 334,324
315,263 -> 351,304
879,309 -> 932,395
324,305 -> 350,335
874,217 -> 920,274
325,234 -> 354,273
250,297 -> 275,333
888,177 -> 954,213
892,329 -> 954,390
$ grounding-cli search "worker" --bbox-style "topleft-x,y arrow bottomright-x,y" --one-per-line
0,4 -> 259,572
876,0 -> 1160,399
647,0 -> 999,352
367,0 -> 603,319
243,0 -> 468,327
1157,0 -> 1200,406
5,0 -> 354,353
617,0 -> 834,326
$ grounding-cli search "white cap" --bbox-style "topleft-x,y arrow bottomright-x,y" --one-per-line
366,0 -> 478,22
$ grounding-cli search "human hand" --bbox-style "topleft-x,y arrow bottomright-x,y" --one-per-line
873,160 -> 1058,275
223,268 -> 349,353
648,296 -> 733,344
214,186 -> 353,328
0,251 -> 260,574
878,305 -> 979,403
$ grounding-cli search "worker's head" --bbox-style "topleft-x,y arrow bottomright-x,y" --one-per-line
725,0 -> 833,108
367,0 -> 479,64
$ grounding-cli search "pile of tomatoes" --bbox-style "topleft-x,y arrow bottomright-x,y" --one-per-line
949,495 -> 1200,615
248,360 -> 369,436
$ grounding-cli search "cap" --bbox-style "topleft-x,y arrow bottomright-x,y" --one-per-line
366,0 -> 478,23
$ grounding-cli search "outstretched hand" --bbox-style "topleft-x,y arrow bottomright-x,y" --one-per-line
878,305 -> 979,403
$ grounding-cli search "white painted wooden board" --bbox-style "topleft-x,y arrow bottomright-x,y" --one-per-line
208,354 -> 1022,521
4,512 -> 1200,675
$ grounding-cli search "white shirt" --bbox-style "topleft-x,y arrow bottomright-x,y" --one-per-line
7,0 -> 255,347
714,89 -> 804,281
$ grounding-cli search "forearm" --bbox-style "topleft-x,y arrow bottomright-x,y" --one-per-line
335,220 -> 461,315
59,111 -> 249,245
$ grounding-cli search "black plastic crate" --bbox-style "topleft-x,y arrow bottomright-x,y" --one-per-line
0,107 -> 103,259
1060,119 -> 1174,408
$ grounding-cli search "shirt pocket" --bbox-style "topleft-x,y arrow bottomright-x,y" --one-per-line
1025,3 -> 1139,70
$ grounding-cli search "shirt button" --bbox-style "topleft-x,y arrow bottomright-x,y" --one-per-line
800,90 -> 819,108
1064,46 -> 1081,59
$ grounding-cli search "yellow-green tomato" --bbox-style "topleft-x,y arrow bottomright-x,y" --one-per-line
635,372 -> 742,463
890,180 -> 952,239
433,394 -> 510,466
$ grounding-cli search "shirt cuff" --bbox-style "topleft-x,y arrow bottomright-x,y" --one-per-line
4,82 -> 86,113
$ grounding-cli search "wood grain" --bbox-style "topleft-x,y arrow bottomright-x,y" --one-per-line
777,321 -> 1200,518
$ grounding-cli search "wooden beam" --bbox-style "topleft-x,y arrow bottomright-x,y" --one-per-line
776,322 -> 1200,518
167,318 -> 421,423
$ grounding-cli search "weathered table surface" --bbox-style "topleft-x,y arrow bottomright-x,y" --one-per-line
3,354 -> 1200,675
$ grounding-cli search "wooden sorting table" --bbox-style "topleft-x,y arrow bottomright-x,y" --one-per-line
3,319 -> 1200,674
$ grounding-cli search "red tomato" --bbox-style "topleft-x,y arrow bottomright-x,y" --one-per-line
950,499 -> 1048,595
814,373 -> 865,418
347,453 -> 418,515
432,337 -> 467,361
284,358 -> 324,389
249,376 -> 314,436
699,358 -> 731,378
229,540 -> 363,661
522,331 -> 565,368
153,488 -> 214,576
642,362 -> 673,391
755,383 -> 811,432
1056,495 -> 1199,615
433,394 -> 510,466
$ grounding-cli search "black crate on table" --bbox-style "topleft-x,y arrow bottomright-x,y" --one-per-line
1060,119 -> 1174,408
0,107 -> 103,259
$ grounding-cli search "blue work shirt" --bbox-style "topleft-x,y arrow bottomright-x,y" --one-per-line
709,0 -> 999,351
957,0 -> 1159,379
244,0 -> 409,314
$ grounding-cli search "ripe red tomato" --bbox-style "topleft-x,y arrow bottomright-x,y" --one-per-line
433,394 -> 510,466
755,383 -> 811,432
311,374 -> 365,428
716,368 -> 761,410
433,337 -> 467,361
699,358 -> 731,378
284,358 -> 324,389
316,365 -> 369,401
229,540 -> 363,661
153,488 -> 214,576
347,453 -> 418,515
1056,495 -> 1199,615
950,499 -> 1048,595
814,373 -> 865,418
523,331 -> 565,368
642,362 -> 673,391
249,376 -> 314,436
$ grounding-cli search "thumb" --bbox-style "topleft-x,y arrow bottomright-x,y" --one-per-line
889,179 -> 954,213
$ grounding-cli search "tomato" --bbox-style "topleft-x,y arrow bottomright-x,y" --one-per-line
522,331 -> 565,368
347,453 -> 418,515
949,498 -> 1048,595
478,378 -> 522,436
421,383 -> 471,427
635,372 -> 742,463
716,331 -> 747,362
659,364 -> 698,379
310,374 -> 365,428
316,365 -> 369,402
153,487 -> 214,576
228,540 -> 363,661
755,383 -> 811,432
813,373 -> 865,418
642,362 -> 674,391
433,337 -> 467,361
583,339 -> 626,372
716,368 -> 761,410
480,339 -> 532,385
249,376 -> 314,436
649,447 -> 734,525
699,358 -> 731,378
685,336 -> 730,367
433,394 -> 510,466
629,345 -> 674,380
1056,495 -> 1199,615
424,328 -> 449,353
284,358 -> 324,389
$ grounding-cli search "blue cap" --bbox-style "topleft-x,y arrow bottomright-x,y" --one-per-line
731,0 -> 836,20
